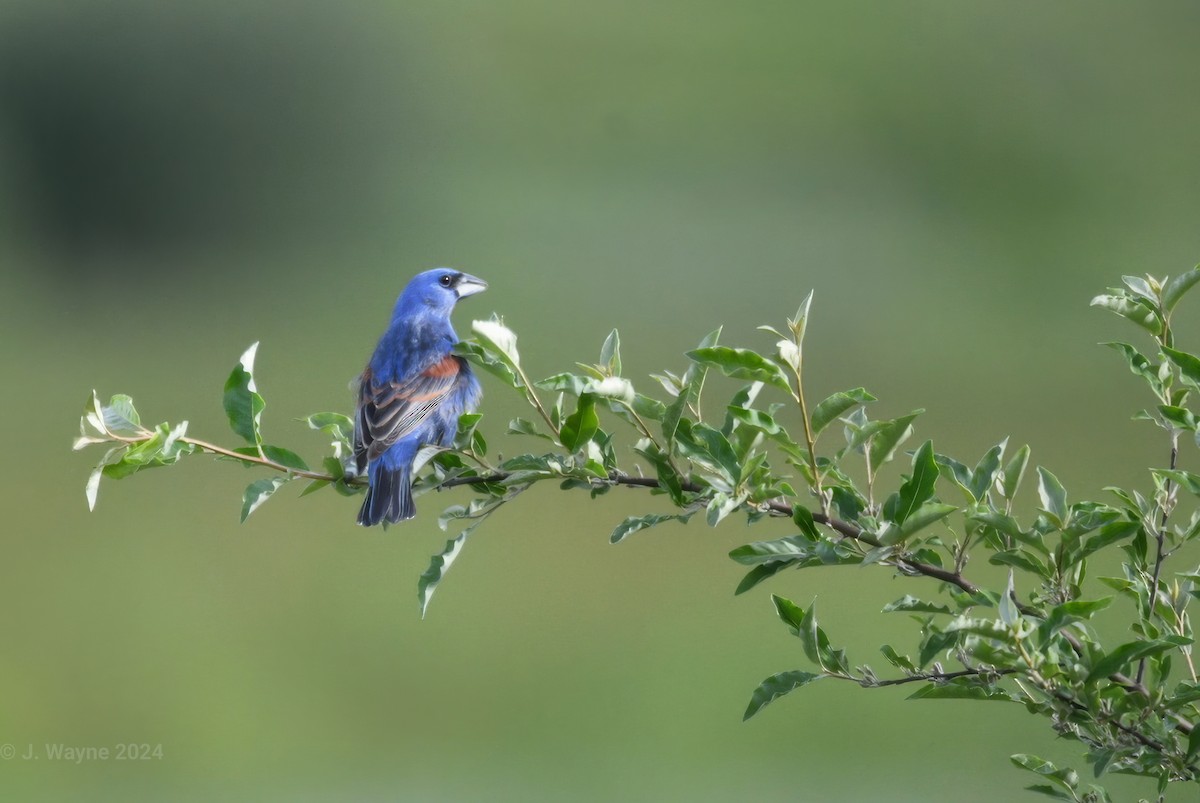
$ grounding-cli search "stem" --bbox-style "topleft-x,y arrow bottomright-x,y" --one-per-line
110,429 -> 335,482
511,363 -> 559,436
1138,431 -> 1179,685
856,666 -> 1019,688
1175,607 -> 1199,683
181,436 -> 334,480
864,454 -> 877,515
789,362 -> 827,517
622,402 -> 664,451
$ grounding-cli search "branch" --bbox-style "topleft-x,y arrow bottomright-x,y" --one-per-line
858,666 -> 1019,688
180,436 -> 336,482
105,426 -> 343,482
106,429 -> 1200,739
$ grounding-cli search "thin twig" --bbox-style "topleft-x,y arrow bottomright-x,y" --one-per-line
109,429 -> 334,482
1139,433 -> 1179,685
857,666 -> 1019,688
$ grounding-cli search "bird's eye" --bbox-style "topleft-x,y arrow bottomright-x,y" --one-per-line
439,275 -> 453,287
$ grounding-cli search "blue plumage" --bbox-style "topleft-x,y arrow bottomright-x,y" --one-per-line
353,268 -> 486,525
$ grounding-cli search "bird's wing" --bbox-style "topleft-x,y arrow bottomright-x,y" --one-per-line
355,354 -> 466,463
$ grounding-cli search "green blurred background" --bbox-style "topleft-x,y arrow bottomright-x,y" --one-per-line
3,1 -> 1200,800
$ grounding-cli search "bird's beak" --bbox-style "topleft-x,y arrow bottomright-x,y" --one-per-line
455,273 -> 488,298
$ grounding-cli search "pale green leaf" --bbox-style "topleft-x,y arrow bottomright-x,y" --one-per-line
240,476 -> 289,522
223,342 -> 266,446
743,670 -> 823,721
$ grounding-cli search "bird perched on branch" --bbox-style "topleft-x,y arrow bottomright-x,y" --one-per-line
353,268 -> 487,525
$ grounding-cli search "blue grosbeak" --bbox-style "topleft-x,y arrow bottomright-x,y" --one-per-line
353,268 -> 486,525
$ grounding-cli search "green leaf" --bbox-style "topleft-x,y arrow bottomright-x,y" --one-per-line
990,549 -> 1051,579
82,389 -> 108,437
1086,636 -> 1192,684
634,442 -> 685,505
471,317 -> 521,370
730,536 -> 804,565
730,534 -> 838,566
599,329 -> 621,376
661,388 -> 691,447
889,502 -> 956,543
85,445 -> 126,511
418,530 -> 470,618
305,412 -> 354,455
1163,346 -> 1200,389
842,412 -> 884,454
1166,682 -> 1200,708
231,445 -> 310,472
609,512 -> 691,544
883,595 -> 952,615
298,479 -> 330,497
886,440 -> 938,525
1036,467 -> 1068,527
725,406 -> 784,437
998,570 -> 1019,626
743,670 -> 823,721
661,328 -> 720,444
868,411 -> 923,474
1021,786 -> 1074,801
1155,468 -> 1200,496
1122,274 -> 1157,302
1037,598 -> 1113,642
705,492 -> 739,527
880,645 -> 916,672
801,603 -> 847,674
1187,719 -> 1200,762
685,347 -> 791,393
507,417 -> 554,441
788,505 -> 818,538
535,373 -> 591,396
787,291 -> 814,343
968,440 -> 1006,502
1078,520 -> 1139,561
96,421 -> 195,483
455,341 -> 521,388
240,476 -> 289,522
918,628 -> 962,668
631,393 -> 666,422
971,510 -> 1046,553
933,453 -> 973,501
771,596 -> 847,674
687,423 -> 742,483
1090,292 -> 1163,336
101,394 -> 144,436
1163,266 -> 1200,313
1159,404 -> 1198,430
1000,444 -> 1031,501
734,561 -> 795,595
1103,341 -> 1161,389
810,388 -> 876,437
223,342 -> 266,446
1010,754 -> 1079,795
907,683 -> 1015,702
772,594 -> 807,635
559,395 -> 599,451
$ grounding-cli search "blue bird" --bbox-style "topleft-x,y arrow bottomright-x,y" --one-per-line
353,268 -> 487,526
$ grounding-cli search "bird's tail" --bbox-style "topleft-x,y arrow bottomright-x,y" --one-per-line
357,459 -> 415,526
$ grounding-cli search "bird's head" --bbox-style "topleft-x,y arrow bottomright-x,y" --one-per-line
397,268 -> 488,316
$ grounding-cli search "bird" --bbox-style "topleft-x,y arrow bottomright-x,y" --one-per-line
353,268 -> 487,526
